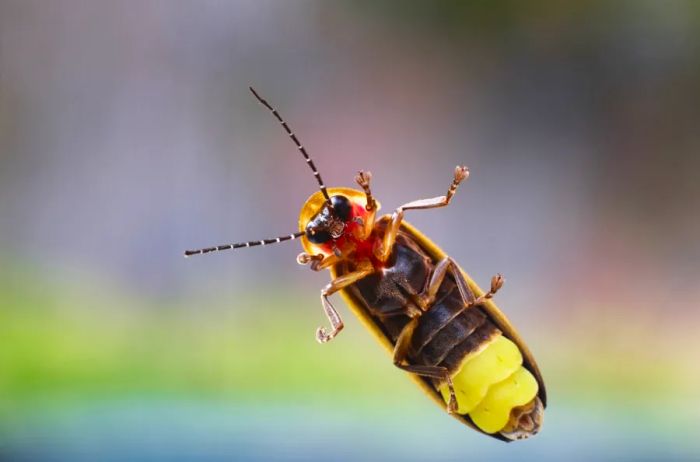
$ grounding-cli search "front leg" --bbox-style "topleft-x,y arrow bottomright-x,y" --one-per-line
355,170 -> 376,212
297,252 -> 339,271
354,170 -> 377,239
316,260 -> 374,343
377,165 -> 469,262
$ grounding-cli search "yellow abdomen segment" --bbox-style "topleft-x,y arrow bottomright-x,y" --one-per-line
439,334 -> 539,434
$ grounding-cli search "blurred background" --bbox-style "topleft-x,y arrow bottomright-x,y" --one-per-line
1,1 -> 699,461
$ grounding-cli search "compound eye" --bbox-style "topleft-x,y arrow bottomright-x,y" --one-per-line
306,224 -> 331,244
331,195 -> 352,222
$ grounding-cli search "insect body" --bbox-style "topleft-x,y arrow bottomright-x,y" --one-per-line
185,88 -> 546,441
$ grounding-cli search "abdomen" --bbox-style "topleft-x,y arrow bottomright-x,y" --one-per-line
405,272 -> 541,438
338,226 -> 544,440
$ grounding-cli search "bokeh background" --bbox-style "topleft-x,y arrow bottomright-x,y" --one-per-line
1,1 -> 699,461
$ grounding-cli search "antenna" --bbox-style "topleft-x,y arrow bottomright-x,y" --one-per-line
184,231 -> 305,257
249,87 -> 332,207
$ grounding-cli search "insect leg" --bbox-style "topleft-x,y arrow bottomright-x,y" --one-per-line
469,274 -> 505,307
355,170 -> 377,211
297,253 -> 340,272
393,317 -> 458,413
418,257 -> 476,311
377,165 -> 469,262
354,170 -> 377,239
422,259 -> 504,312
317,261 -> 374,343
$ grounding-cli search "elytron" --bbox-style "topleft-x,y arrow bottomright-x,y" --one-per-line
185,88 -> 546,441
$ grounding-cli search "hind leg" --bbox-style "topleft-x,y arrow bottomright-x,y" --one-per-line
392,317 -> 458,413
470,274 -> 505,306
418,257 -> 476,311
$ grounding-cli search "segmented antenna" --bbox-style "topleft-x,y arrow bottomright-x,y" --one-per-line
184,231 -> 305,257
249,87 -> 332,207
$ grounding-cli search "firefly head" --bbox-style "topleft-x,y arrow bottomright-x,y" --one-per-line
298,188 -> 378,257
184,88 -> 378,260
305,195 -> 352,244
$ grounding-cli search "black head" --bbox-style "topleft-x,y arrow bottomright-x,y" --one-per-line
305,195 -> 353,244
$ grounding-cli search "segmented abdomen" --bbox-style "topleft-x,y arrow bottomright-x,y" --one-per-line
410,281 -> 539,435
410,283 -> 499,372
345,231 -> 540,437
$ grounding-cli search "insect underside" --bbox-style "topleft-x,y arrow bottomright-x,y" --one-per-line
185,88 -> 546,441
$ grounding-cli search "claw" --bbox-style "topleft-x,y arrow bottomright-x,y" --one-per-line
472,273 -> 505,305
355,170 -> 376,211
447,399 -> 458,414
316,326 -> 335,343
297,252 -> 313,265
446,376 -> 458,414
297,252 -> 324,270
490,273 -> 505,294
454,165 -> 469,183
355,170 -> 372,188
